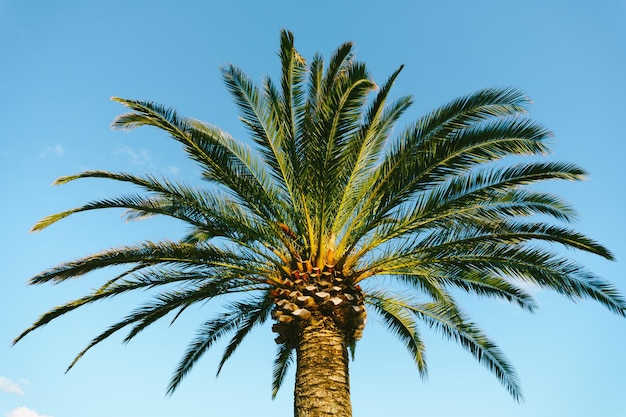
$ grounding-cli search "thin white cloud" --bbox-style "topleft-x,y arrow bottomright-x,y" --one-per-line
116,145 -> 152,166
0,377 -> 24,395
37,144 -> 65,159
6,407 -> 52,417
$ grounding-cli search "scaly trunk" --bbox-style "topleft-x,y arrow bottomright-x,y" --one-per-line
293,316 -> 352,417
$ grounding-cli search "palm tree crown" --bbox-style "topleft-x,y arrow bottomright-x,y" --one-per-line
16,30 -> 624,415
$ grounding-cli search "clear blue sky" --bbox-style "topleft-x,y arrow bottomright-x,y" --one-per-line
2,1 -> 625,416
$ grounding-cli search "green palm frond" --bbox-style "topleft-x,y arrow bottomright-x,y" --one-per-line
272,342 -> 295,398
382,271 -> 537,312
167,310 -> 241,395
366,290 -> 522,400
277,29 -> 306,148
410,161 -> 586,222
216,294 -> 274,375
38,277 -> 241,374
13,267 -> 222,345
376,118 -> 551,215
366,291 -> 427,376
420,246 -> 625,316
27,241 -> 254,284
332,66 -> 411,237
412,300 -> 522,401
112,98 -> 285,223
436,272 -> 538,312
221,65 -> 287,188
373,88 -> 535,199
38,171 -> 267,235
168,297 -> 269,395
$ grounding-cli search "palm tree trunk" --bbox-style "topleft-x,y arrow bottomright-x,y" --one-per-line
293,316 -> 352,417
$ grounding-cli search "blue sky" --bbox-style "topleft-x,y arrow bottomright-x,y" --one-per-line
2,1 -> 626,416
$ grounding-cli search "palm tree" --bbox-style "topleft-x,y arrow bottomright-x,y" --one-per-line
15,30 -> 625,417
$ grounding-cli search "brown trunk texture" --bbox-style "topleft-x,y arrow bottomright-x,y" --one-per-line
293,316 -> 352,417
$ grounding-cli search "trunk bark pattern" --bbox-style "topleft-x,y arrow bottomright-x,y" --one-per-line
294,316 -> 352,417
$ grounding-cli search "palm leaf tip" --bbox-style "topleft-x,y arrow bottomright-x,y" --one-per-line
51,174 -> 83,185
110,96 -> 126,104
12,328 -> 32,345
30,211 -> 72,232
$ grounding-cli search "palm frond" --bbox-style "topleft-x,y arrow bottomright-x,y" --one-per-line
111,98 -> 284,223
375,117 -> 553,218
412,300 -> 522,401
216,294 -> 274,375
332,66 -> 411,237
220,65 -> 286,188
419,246 -> 626,316
271,342 -> 295,398
43,170 -> 273,241
28,241 -> 254,284
167,296 -> 272,394
167,310 -> 241,395
366,291 -> 427,376
14,268 -> 209,344
439,272 -> 538,312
